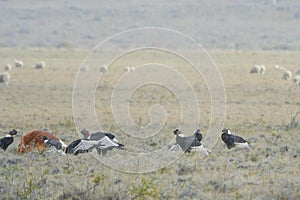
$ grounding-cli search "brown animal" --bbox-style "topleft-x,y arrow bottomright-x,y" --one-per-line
17,130 -> 64,153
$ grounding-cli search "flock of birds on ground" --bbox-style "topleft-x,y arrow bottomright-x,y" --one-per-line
168,128 -> 250,155
0,59 -> 296,155
0,127 -> 250,157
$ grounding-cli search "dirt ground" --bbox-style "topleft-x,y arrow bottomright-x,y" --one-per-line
0,48 -> 299,199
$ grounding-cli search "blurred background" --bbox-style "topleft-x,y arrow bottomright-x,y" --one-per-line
1,0 -> 300,50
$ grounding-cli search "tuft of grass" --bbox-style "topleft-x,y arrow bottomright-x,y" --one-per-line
129,177 -> 159,200
62,163 -> 74,175
250,153 -> 259,162
92,173 -> 106,186
285,112 -> 299,131
233,189 -> 241,200
16,178 -> 43,200
158,167 -> 171,175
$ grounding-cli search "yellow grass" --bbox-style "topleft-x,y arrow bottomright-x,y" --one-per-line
0,48 -> 299,199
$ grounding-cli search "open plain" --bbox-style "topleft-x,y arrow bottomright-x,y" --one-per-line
0,48 -> 299,199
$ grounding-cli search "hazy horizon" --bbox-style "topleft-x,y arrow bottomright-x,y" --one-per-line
1,0 -> 300,50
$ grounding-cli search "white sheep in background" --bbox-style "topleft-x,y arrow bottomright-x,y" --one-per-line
35,61 -> 46,69
14,60 -> 23,68
250,65 -> 260,73
250,65 -> 265,74
260,65 -> 266,74
274,65 -> 287,71
281,70 -> 292,80
274,65 -> 286,71
4,64 -> 11,71
100,64 -> 108,72
295,68 -> 300,75
125,66 -> 135,72
0,73 -> 10,84
294,76 -> 300,85
80,65 -> 89,72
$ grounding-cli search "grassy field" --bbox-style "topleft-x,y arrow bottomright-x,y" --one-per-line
0,48 -> 299,199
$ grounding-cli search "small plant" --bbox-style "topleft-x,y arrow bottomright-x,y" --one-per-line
285,112 -> 299,131
159,167 -> 171,174
17,178 -> 41,200
233,189 -> 241,200
62,163 -> 74,175
250,153 -> 258,162
65,119 -> 74,129
5,174 -> 12,186
130,177 -> 159,200
92,173 -> 106,186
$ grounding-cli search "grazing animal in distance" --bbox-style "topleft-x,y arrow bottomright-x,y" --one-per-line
169,129 -> 210,155
294,75 -> 300,85
281,70 -> 292,80
250,65 -> 265,74
35,61 -> 46,69
260,65 -> 266,74
0,129 -> 17,151
14,60 -> 23,68
81,129 -> 124,155
100,64 -> 108,72
125,66 -> 135,72
17,130 -> 66,154
0,72 -> 10,84
43,135 -> 124,156
80,65 -> 89,72
221,129 -> 250,149
4,64 -> 11,71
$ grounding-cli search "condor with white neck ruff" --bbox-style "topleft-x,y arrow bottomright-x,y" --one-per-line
81,129 -> 124,155
0,129 -> 17,151
221,129 -> 250,149
43,135 -> 124,156
169,129 -> 211,155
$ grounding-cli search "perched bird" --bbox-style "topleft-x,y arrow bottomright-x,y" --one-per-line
43,136 -> 63,150
169,129 -> 210,155
81,129 -> 124,155
81,129 -> 116,140
0,129 -> 17,151
43,135 -> 124,156
193,129 -> 203,143
43,136 -> 66,155
221,129 -> 250,149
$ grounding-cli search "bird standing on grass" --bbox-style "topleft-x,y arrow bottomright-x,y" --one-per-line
169,128 -> 211,155
81,129 -> 124,155
43,134 -> 124,156
0,129 -> 17,151
221,129 -> 250,149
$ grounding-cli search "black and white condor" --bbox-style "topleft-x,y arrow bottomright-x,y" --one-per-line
169,128 -> 211,155
0,129 -> 17,151
43,130 -> 124,155
221,129 -> 250,150
80,129 -> 124,155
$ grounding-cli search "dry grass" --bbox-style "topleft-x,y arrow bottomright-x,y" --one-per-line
0,48 -> 299,199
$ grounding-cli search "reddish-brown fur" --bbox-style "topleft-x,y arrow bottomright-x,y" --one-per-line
17,130 -> 60,153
